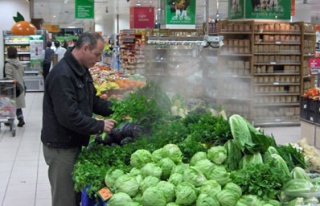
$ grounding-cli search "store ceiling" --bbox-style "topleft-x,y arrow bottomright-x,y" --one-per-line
32,0 -> 320,31
32,0 -> 226,29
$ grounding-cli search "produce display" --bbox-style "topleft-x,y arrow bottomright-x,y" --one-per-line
89,64 -> 146,99
73,83 -> 320,206
303,87 -> 320,99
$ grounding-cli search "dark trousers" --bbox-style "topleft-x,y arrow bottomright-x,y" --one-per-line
43,145 -> 81,206
16,108 -> 23,119
43,63 -> 51,81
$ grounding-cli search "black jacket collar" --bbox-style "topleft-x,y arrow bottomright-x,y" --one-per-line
64,50 -> 87,77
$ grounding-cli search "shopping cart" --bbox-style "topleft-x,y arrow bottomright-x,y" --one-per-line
0,79 -> 16,136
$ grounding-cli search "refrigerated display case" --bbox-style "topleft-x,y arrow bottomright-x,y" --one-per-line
3,30 -> 47,92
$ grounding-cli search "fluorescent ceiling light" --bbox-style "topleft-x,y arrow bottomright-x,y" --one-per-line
64,0 -> 68,4
136,1 -> 142,6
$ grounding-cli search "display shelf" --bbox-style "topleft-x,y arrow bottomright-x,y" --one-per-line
218,20 -> 316,126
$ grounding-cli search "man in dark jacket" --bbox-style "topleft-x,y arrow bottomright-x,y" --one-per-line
41,32 -> 116,206
42,41 -> 54,81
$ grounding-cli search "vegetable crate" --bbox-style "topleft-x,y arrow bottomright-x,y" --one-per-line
300,98 -> 310,120
0,79 -> 16,137
81,187 -> 107,206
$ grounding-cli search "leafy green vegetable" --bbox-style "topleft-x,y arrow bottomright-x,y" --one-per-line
175,182 -> 198,206
130,149 -> 153,169
207,145 -> 227,165
196,193 -> 220,206
229,114 -> 253,151
142,186 -> 167,206
108,192 -> 132,206
231,161 -> 291,200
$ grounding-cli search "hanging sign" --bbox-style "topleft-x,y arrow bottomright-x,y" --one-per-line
309,58 -> 320,75
42,24 -> 60,33
75,0 -> 94,19
130,7 -> 155,29
228,0 -> 245,19
163,0 -> 196,28
245,0 -> 291,20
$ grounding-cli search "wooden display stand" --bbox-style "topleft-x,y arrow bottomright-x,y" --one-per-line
216,20 -> 317,126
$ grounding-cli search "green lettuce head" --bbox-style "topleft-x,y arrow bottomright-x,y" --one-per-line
108,192 -> 132,206
142,186 -> 167,206
130,149 -> 153,169
207,146 -> 227,165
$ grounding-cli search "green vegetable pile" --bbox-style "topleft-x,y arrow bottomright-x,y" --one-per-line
72,83 -> 310,205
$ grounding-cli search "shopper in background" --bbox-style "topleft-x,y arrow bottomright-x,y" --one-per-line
62,40 -> 68,50
54,41 -> 67,62
41,32 -> 116,206
5,47 -> 26,127
42,41 -> 54,81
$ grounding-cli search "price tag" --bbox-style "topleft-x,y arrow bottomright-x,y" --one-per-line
273,82 -> 280,85
270,62 -> 277,65
275,41 -> 281,44
275,118 -> 281,121
98,187 -> 113,201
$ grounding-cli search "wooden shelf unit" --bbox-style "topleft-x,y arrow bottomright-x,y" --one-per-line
217,20 -> 316,126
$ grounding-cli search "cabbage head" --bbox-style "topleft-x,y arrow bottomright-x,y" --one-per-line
236,195 -> 263,206
141,163 -> 162,178
196,193 -> 220,206
127,202 -> 141,206
142,186 -> 167,206
140,176 -> 160,193
175,182 -> 197,205
130,149 -> 153,169
171,163 -> 189,175
129,167 -> 141,176
200,180 -> 221,197
162,144 -> 182,164
223,182 -> 242,198
113,174 -> 140,197
168,173 -> 184,186
207,146 -> 227,165
190,151 -> 208,166
132,193 -> 143,204
156,181 -> 176,202
166,203 -> 179,206
184,166 -> 207,187
152,148 -> 164,162
105,168 -> 125,188
216,189 -> 240,206
108,192 -> 132,206
158,158 -> 176,180
194,159 -> 215,175
205,165 -> 230,185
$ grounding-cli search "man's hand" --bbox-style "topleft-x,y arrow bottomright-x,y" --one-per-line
103,119 -> 117,132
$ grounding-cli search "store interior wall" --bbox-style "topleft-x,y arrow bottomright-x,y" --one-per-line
0,0 -> 30,78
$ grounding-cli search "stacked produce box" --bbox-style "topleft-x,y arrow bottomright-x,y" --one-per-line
301,87 -> 320,123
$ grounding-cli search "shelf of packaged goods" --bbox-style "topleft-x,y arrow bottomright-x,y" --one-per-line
303,75 -> 313,79
254,82 -> 300,86
304,33 -> 316,35
254,41 -> 301,45
254,92 -> 300,96
219,31 -> 252,35
5,42 -> 29,45
254,73 -> 300,76
253,31 -> 301,35
219,53 -> 252,57
254,103 -> 300,107
253,63 -> 301,65
217,75 -> 251,79
254,52 -> 301,55
304,53 -> 315,57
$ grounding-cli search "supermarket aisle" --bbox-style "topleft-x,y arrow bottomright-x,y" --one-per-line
0,92 -> 51,206
0,92 -> 302,206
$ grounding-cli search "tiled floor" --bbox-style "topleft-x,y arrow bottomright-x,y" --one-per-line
0,92 -> 50,206
0,92 -> 303,206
